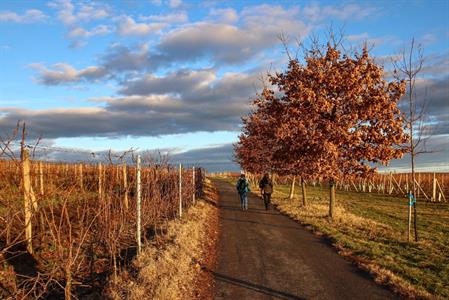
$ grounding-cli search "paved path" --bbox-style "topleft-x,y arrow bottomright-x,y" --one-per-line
212,179 -> 397,300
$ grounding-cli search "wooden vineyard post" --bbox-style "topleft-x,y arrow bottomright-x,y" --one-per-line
179,163 -> 183,218
329,180 -> 336,219
192,166 -> 196,205
389,172 -> 393,194
98,162 -> 103,202
417,172 -> 421,198
123,161 -> 128,210
136,155 -> 142,255
301,177 -> 307,206
39,161 -> 44,196
22,149 -> 36,254
405,174 -> 409,194
79,164 -> 84,190
432,173 -> 437,202
289,176 -> 296,199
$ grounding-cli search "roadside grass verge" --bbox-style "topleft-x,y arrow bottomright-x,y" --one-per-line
106,178 -> 219,300
216,176 -> 449,299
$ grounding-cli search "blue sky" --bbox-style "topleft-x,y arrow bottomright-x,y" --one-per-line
0,0 -> 448,172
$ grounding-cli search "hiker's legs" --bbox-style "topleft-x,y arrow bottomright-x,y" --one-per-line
263,193 -> 269,210
239,193 -> 244,209
243,193 -> 248,210
266,193 -> 271,209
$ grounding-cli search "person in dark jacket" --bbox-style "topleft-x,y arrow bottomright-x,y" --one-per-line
236,173 -> 250,210
259,173 -> 273,210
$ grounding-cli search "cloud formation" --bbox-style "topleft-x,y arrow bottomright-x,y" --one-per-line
31,4 -> 309,85
29,63 -> 107,85
48,0 -> 109,25
116,16 -> 166,36
0,69 -> 262,139
0,9 -> 48,23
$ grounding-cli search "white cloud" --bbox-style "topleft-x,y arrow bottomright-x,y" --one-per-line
68,25 -> 110,38
47,0 -> 111,47
48,0 -> 109,25
139,12 -> 188,23
30,63 -> 107,85
157,5 -> 310,64
117,16 -> 166,36
169,0 -> 182,8
209,8 -> 239,23
0,9 -> 48,23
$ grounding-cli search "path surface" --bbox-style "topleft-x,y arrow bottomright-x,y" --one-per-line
212,179 -> 397,300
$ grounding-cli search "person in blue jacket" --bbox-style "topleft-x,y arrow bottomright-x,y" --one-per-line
236,173 -> 251,210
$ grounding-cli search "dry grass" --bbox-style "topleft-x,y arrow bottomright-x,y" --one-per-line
107,178 -> 218,300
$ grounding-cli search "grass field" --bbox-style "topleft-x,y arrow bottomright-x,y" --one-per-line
218,176 -> 449,299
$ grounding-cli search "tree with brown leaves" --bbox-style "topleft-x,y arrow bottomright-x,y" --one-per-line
236,39 -> 408,219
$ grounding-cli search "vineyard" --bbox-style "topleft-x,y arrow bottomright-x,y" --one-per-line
0,147 -> 204,299
214,172 -> 448,202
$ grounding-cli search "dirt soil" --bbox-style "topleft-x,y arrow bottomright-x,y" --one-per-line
212,178 -> 399,300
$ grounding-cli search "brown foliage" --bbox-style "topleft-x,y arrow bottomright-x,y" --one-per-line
236,41 -> 408,181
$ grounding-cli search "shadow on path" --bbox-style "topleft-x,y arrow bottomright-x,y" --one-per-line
212,270 -> 305,300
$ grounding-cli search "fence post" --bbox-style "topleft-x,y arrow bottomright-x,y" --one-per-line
432,173 -> 437,202
79,164 -> 84,190
39,161 -> 44,196
179,163 -> 182,218
136,155 -> 142,255
98,162 -> 103,202
289,176 -> 296,199
329,180 -> 335,219
22,149 -> 35,254
192,166 -> 195,205
123,161 -> 128,210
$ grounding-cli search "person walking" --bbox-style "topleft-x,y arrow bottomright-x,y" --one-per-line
236,173 -> 250,210
259,173 -> 273,210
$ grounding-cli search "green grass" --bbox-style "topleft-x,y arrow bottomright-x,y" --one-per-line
215,176 -> 449,299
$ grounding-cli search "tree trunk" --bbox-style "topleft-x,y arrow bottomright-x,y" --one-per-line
329,180 -> 336,219
289,176 -> 296,199
301,177 -> 307,206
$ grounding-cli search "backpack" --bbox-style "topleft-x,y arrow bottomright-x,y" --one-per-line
237,178 -> 249,193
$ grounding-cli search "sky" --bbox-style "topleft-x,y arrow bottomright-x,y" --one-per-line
0,0 -> 448,172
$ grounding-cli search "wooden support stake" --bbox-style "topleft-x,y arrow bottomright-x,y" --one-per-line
417,172 -> 421,198
39,161 -> 44,196
123,161 -> 128,210
79,164 -> 83,190
436,179 -> 447,202
329,181 -> 336,219
289,176 -> 296,199
22,149 -> 35,254
98,162 -> 103,201
391,175 -> 405,194
432,173 -> 437,202
192,166 -> 196,205
179,163 -> 182,217
414,178 -> 429,200
136,155 -> 141,254
301,177 -> 307,206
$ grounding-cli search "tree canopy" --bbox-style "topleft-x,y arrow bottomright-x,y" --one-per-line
235,42 -> 408,182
